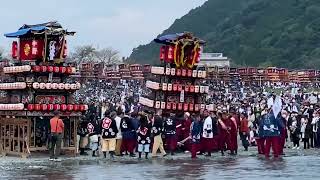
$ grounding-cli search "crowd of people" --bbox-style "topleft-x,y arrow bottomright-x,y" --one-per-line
65,78 -> 320,160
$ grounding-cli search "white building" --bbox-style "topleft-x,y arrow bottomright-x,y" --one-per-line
198,53 -> 230,67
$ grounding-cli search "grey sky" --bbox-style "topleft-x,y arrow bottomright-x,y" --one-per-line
0,0 -> 207,57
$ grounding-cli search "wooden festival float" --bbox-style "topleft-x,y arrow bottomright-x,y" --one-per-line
139,32 -> 213,114
0,22 -> 87,157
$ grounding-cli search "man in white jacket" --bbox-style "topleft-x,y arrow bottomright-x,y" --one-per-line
201,109 -> 214,156
115,109 -> 123,156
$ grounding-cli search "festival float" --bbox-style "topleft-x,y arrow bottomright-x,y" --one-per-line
139,32 -> 213,113
0,22 -> 87,157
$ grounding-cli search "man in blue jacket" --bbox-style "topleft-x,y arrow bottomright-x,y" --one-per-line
259,109 -> 284,158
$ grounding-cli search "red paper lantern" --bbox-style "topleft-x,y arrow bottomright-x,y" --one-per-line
160,46 -> 166,60
34,104 -> 41,111
178,85 -> 182,91
47,104 -> 54,111
176,69 -> 181,76
59,67 -> 66,73
172,103 -> 177,110
53,104 -> 60,111
178,103 -> 183,110
53,67 -> 60,73
40,66 -> 47,72
74,104 -> 79,111
189,104 -> 194,111
41,104 -> 48,111
12,41 -> 18,59
173,84 -> 178,91
27,104 -> 34,111
61,104 -> 67,111
67,104 -> 74,111
190,85 -> 195,92
79,105 -> 86,111
187,70 -> 192,77
166,102 -> 171,110
184,103 -> 189,111
47,66 -> 54,72
66,67 -> 72,74
33,66 -> 41,72
182,69 -> 187,76
166,45 -> 175,63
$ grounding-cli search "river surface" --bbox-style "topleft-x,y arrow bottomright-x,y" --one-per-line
0,152 -> 319,180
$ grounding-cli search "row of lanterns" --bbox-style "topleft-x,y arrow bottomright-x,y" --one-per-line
32,66 -> 76,74
27,104 -> 88,112
32,82 -> 81,90
0,104 -> 24,110
0,82 -> 27,90
3,65 -> 76,74
155,102 -> 213,112
151,66 -> 207,78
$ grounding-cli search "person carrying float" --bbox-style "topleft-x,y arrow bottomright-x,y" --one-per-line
101,111 -> 118,159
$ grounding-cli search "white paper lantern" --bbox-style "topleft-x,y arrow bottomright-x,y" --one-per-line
65,83 -> 71,90
76,82 -> 81,89
40,83 -> 46,89
33,82 -> 40,89
45,83 -> 52,89
58,83 -> 65,89
52,83 -> 58,89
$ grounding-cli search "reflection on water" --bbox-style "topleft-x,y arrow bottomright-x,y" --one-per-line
1,156 -> 320,180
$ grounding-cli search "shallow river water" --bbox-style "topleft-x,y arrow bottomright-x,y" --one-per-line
1,152 -> 320,180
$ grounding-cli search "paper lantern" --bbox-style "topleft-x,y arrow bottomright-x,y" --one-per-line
52,83 -> 58,89
162,83 -> 167,91
67,104 -> 74,111
202,71 -> 207,78
59,67 -> 66,73
182,69 -> 186,76
76,82 -> 81,89
160,46 -> 166,60
189,104 -> 194,111
34,104 -> 41,111
200,86 -> 205,93
195,86 -> 199,93
45,83 -> 52,89
178,85 -> 182,91
70,84 -> 77,90
172,103 -> 177,110
192,70 -> 197,77
74,104 -> 79,111
47,104 -> 54,111
176,69 -> 181,76
194,104 -> 200,112
61,104 -> 67,111
170,68 -> 176,76
198,71 -> 203,78
66,67 -> 72,74
178,103 -> 183,110
166,102 -> 171,110
167,84 -> 172,91
185,85 -> 189,92
40,66 -> 47,72
12,41 -> 18,59
155,101 -> 160,109
166,45 -> 175,62
47,66 -> 54,72
53,67 -> 60,73
187,70 -> 192,77
65,83 -> 71,90
190,85 -> 195,92
201,104 -> 206,109
27,104 -> 34,111
173,84 -> 178,91
33,66 -> 41,72
184,103 -> 189,111
53,104 -> 60,111
84,105 -> 89,111
58,83 -> 65,89
71,67 -> 76,74
79,105 -> 85,111
39,83 -> 45,89
165,67 -> 170,75
41,104 -> 48,111
161,102 -> 166,109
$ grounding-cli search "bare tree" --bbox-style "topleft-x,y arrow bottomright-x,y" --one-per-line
96,47 -> 121,65
71,45 -> 97,64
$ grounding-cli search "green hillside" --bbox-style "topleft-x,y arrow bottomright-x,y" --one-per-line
128,0 -> 320,69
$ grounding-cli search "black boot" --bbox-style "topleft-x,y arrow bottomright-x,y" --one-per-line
138,152 -> 142,159
110,151 -> 115,160
205,152 -> 211,157
130,153 -> 136,157
145,153 -> 149,159
221,150 -> 225,156
103,152 -> 107,158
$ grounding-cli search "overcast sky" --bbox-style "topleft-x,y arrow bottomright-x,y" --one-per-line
0,0 -> 206,57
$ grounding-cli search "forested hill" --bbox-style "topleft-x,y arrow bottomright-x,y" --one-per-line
128,0 -> 320,69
